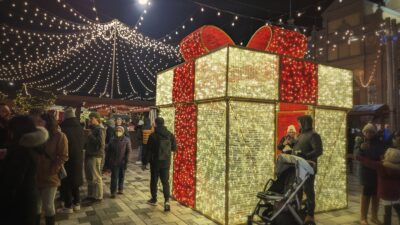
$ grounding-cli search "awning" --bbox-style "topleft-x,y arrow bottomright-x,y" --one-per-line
348,104 -> 389,116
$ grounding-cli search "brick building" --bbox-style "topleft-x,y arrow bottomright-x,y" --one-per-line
311,0 -> 400,128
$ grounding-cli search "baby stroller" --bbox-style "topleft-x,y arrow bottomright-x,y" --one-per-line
247,154 -> 316,225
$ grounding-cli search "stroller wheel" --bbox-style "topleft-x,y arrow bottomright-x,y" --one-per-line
247,215 -> 253,225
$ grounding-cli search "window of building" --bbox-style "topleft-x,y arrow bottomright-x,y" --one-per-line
344,13 -> 360,27
350,40 -> 361,56
339,43 -> 350,58
328,44 -> 338,61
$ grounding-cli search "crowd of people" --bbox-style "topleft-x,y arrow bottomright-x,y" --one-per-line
0,103 -> 177,225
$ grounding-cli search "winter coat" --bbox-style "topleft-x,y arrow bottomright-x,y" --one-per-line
105,126 -> 115,145
0,127 -> 48,225
104,136 -> 131,169
85,124 -> 106,158
277,135 -> 297,151
144,126 -> 177,168
60,118 -> 84,187
356,155 -> 400,200
354,136 -> 385,186
0,117 -> 8,148
36,130 -> 69,189
292,116 -> 323,171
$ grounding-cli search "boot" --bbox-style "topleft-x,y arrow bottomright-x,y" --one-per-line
45,216 -> 55,225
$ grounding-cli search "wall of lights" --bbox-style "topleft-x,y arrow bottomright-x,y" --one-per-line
314,108 -> 347,212
228,101 -> 276,224
156,70 -> 174,106
280,57 -> 318,104
318,65 -> 353,108
228,47 -> 279,99
173,104 -> 197,208
157,42 -> 352,224
195,48 -> 227,100
196,101 -> 227,224
173,62 -> 195,103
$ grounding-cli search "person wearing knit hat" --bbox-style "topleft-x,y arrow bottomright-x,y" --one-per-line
355,123 -> 385,225
277,124 -> 297,154
59,107 -> 85,214
103,125 -> 131,198
64,108 -> 75,120
356,147 -> 400,225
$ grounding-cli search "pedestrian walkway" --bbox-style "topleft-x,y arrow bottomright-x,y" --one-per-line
55,162 -> 398,225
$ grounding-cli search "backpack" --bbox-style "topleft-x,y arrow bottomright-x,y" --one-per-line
158,135 -> 171,161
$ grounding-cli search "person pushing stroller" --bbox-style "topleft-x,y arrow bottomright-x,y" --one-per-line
292,115 -> 323,224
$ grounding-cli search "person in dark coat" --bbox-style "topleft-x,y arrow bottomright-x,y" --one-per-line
143,117 -> 177,212
354,123 -> 385,225
104,126 -> 131,198
356,148 -> 400,225
0,103 -> 11,149
0,116 -> 49,225
292,115 -> 323,223
58,108 -> 85,213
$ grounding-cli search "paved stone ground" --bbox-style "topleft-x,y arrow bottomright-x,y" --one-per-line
54,154 -> 399,225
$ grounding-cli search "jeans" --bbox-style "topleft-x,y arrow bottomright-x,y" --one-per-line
303,175 -> 316,217
60,182 -> 80,208
85,157 -> 103,200
150,165 -> 170,202
384,204 -> 400,225
110,166 -> 126,194
36,187 -> 57,216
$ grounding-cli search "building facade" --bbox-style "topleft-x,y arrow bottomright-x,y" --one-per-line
312,0 -> 400,128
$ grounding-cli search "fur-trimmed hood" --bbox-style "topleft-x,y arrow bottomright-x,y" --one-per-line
383,148 -> 400,170
18,126 -> 49,148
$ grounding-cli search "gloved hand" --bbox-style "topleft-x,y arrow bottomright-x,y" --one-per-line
296,152 -> 306,159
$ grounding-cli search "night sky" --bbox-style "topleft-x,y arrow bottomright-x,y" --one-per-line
0,0 -> 385,99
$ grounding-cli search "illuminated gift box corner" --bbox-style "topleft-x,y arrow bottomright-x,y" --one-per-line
156,44 -> 352,225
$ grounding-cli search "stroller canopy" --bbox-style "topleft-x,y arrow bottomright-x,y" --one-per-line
275,154 -> 314,181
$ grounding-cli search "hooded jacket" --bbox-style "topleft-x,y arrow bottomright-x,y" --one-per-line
104,135 -> 131,169
60,117 -> 85,187
292,115 -> 323,171
144,126 -> 177,168
85,124 -> 106,158
0,127 -> 48,225
356,148 -> 400,200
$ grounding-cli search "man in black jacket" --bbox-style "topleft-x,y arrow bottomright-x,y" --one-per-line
143,117 -> 176,212
292,115 -> 323,223
59,108 -> 85,213
84,112 -> 106,203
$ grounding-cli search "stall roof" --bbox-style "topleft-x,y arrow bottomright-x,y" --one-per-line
349,104 -> 389,116
55,95 -> 154,108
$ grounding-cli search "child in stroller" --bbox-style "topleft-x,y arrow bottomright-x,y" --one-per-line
248,154 -> 316,225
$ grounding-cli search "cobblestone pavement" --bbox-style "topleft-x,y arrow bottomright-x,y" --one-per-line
55,157 -> 399,225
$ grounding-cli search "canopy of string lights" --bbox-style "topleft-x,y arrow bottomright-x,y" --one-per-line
0,0 -> 181,100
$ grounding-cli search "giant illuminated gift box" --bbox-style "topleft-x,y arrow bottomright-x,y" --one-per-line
155,25 -> 353,225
